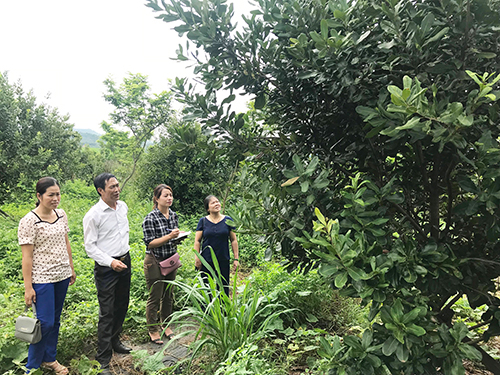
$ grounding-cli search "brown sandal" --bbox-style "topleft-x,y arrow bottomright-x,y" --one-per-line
41,361 -> 69,375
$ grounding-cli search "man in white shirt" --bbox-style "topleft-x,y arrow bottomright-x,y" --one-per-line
83,173 -> 131,373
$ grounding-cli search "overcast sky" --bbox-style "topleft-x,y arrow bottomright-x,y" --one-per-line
1,0 -> 253,133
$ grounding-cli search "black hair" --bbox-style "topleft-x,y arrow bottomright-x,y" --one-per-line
204,195 -> 217,213
153,184 -> 173,209
93,173 -> 116,196
35,177 -> 60,207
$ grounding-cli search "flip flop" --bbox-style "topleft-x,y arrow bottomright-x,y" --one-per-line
150,338 -> 164,345
165,333 -> 175,340
41,361 -> 69,375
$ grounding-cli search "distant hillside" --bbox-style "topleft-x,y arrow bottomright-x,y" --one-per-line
75,128 -> 101,148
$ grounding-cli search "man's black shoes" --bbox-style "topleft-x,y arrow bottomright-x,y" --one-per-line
113,342 -> 132,354
100,365 -> 111,375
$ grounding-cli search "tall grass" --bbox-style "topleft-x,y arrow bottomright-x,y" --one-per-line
161,250 -> 294,371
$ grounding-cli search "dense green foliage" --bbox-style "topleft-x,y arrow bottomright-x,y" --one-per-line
134,120 -> 235,215
147,0 -> 500,372
0,191 -> 359,374
0,73 -> 86,203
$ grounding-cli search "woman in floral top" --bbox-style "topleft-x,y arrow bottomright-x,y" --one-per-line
18,177 -> 76,374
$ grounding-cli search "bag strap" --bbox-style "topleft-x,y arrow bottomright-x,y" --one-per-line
24,303 -> 37,318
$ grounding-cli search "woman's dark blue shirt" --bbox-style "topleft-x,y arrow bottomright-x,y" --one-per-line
196,216 -> 234,263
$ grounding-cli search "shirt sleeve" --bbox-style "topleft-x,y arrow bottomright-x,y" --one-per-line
83,211 -> 114,267
226,216 -> 236,231
18,214 -> 35,245
196,218 -> 204,231
60,209 -> 70,234
142,213 -> 156,246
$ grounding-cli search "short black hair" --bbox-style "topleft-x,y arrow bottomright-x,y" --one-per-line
94,173 -> 116,196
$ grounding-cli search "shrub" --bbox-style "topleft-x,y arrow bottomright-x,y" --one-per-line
163,251 -> 293,371
248,262 -> 364,331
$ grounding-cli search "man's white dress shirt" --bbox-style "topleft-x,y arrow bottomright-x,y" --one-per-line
83,198 -> 130,267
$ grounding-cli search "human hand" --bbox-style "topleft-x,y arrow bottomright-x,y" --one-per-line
169,228 -> 180,239
195,256 -> 202,270
69,269 -> 76,285
25,287 -> 36,306
233,260 -> 240,271
111,259 -> 128,272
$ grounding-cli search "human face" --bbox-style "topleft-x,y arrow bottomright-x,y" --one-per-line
156,188 -> 173,210
207,196 -> 221,214
37,185 -> 61,210
99,177 -> 120,206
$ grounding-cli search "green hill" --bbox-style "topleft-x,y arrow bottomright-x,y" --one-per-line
75,128 -> 101,148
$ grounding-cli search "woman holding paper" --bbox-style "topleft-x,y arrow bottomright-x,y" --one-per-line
142,184 -> 185,344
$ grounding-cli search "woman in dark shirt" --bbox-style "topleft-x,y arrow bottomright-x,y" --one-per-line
142,184 -> 180,344
194,195 -> 239,296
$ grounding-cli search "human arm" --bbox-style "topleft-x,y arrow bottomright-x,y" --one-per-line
21,244 -> 36,306
143,211 -> 180,249
230,231 -> 239,270
147,229 -> 180,248
65,233 -> 76,285
194,230 -> 203,269
83,214 -> 124,269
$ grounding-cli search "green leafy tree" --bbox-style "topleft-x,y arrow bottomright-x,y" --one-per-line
100,73 -> 173,190
0,72 -> 83,203
147,0 -> 500,373
134,119 -> 236,215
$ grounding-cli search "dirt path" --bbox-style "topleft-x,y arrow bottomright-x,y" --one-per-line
103,328 -> 196,375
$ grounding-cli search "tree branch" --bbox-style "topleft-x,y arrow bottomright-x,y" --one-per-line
390,202 -> 427,240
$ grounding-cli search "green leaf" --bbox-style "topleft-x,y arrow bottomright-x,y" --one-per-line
254,93 -> 266,109
401,308 -> 421,324
382,336 -> 399,356
390,300 -> 404,322
321,19 -> 328,39
335,271 -> 348,288
343,335 -> 363,351
395,117 -> 421,131
378,40 -> 396,49
333,9 -> 345,21
457,176 -> 477,193
347,266 -> 369,281
315,207 -> 327,225
476,52 -> 497,59
396,343 -> 409,362
385,193 -> 404,204
300,180 -> 310,193
466,70 -> 483,86
421,13 -> 434,36
438,102 -> 463,124
306,313 -> 319,323
318,263 -> 339,277
310,31 -> 323,44
357,30 -> 371,44
459,343 -> 483,361
297,71 -> 318,79
406,324 -> 426,336
306,194 -> 315,205
362,330 -> 373,348
423,27 -> 449,47
403,76 -> 412,90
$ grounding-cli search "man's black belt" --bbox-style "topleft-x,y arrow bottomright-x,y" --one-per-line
112,252 -> 129,262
